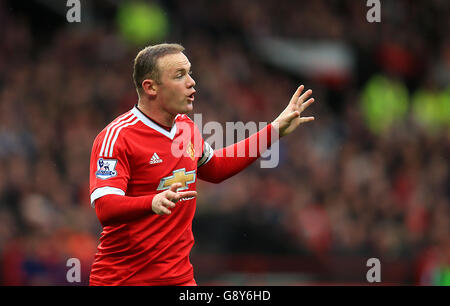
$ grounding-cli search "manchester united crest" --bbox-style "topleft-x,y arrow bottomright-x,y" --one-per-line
186,141 -> 195,161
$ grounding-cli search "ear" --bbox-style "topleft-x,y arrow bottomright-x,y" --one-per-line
141,79 -> 157,97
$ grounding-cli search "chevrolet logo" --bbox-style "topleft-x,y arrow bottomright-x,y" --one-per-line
157,168 -> 196,191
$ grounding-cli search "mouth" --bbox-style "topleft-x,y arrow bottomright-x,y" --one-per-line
187,91 -> 196,102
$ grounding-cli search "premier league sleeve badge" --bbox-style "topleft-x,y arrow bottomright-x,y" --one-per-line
95,158 -> 118,180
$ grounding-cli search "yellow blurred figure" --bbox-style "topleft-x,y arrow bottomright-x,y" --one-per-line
361,75 -> 409,135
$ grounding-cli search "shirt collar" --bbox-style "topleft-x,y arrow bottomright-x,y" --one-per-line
131,105 -> 179,140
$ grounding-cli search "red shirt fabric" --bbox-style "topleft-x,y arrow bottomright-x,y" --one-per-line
89,106 -> 208,285
89,105 -> 274,285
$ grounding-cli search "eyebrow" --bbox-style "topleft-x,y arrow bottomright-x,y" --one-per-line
174,65 -> 191,74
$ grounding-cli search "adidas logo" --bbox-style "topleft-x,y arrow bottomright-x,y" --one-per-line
150,153 -> 163,165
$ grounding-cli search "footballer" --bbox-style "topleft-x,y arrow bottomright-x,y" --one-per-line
89,43 -> 315,285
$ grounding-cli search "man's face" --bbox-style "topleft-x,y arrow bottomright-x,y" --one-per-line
155,52 -> 196,115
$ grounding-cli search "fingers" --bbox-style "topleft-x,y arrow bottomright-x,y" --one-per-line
177,190 -> 198,199
290,85 -> 314,111
287,111 -> 314,125
299,98 -> 315,112
286,110 -> 300,123
166,183 -> 183,204
167,191 -> 197,205
169,182 -> 183,192
299,116 -> 315,123
296,89 -> 313,106
153,198 -> 174,215
166,189 -> 197,202
162,198 -> 176,209
290,85 -> 305,104
153,184 -> 198,215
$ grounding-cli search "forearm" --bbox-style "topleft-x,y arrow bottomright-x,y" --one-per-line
95,194 -> 155,226
198,124 -> 275,183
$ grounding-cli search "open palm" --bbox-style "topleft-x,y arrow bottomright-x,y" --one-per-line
272,85 -> 315,137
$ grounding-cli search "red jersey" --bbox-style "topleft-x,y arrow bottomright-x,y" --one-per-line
89,105 -> 213,285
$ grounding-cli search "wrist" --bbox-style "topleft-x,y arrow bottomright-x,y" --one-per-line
148,194 -> 157,212
270,121 -> 283,138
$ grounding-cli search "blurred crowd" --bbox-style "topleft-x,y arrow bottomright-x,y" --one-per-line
0,0 -> 448,285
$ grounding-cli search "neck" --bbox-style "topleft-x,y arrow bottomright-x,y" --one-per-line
137,98 -> 176,127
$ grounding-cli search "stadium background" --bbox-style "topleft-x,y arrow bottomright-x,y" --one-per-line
0,0 -> 448,285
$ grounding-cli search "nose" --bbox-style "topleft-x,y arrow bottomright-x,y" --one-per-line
187,73 -> 196,87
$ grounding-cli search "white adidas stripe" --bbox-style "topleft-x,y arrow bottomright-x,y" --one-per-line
103,114 -> 136,157
99,112 -> 132,157
107,117 -> 140,157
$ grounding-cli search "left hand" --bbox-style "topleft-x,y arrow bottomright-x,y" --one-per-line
271,85 -> 315,137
